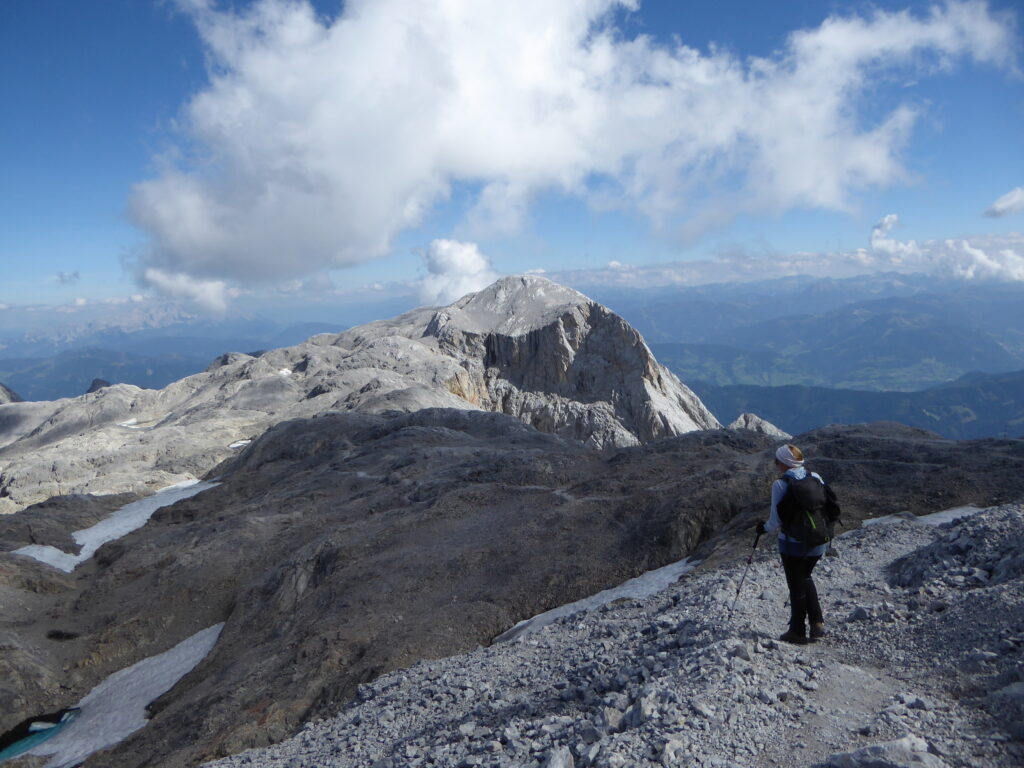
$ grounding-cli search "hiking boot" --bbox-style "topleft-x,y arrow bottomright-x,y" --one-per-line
810,622 -> 827,641
778,629 -> 808,645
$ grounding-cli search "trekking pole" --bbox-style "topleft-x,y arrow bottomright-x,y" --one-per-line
727,530 -> 762,621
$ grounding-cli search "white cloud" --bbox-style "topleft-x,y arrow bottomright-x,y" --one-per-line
418,239 -> 499,305
855,214 -> 1024,281
142,268 -> 234,312
555,215 -> 1024,287
986,186 -> 1024,217
129,0 -> 1015,294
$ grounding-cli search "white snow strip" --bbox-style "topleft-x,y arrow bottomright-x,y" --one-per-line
918,505 -> 984,525
497,558 -> 699,642
228,439 -> 252,449
278,368 -> 292,376
860,504 -> 984,529
117,419 -> 140,428
12,481 -> 218,573
26,623 -> 224,768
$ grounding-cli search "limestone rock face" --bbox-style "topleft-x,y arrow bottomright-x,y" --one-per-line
728,412 -> 791,439
423,277 -> 720,445
0,276 -> 718,513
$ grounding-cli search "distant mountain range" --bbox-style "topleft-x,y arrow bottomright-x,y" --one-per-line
591,274 -> 1024,391
3,273 -> 1024,441
691,369 -> 1024,440
0,322 -> 346,401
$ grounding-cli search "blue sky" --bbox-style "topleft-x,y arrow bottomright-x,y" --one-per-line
1,0 -> 1022,316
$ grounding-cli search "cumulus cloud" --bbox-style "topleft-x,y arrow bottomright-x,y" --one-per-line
142,268 -> 235,312
129,0 -> 1016,296
986,186 -> 1024,217
858,215 -> 1024,281
554,215 -> 1024,287
418,239 -> 499,305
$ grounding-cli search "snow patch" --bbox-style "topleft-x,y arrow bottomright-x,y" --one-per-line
12,481 -> 217,572
918,505 -> 984,525
861,505 -> 984,529
496,558 -> 699,642
228,439 -> 252,449
278,368 -> 292,376
26,624 -> 224,768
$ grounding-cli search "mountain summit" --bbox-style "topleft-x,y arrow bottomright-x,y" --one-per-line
0,276 -> 717,513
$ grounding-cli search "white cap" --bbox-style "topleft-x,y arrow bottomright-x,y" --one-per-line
776,444 -> 804,468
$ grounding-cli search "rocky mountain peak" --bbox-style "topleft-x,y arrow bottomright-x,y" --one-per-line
0,277 -> 719,512
422,274 -> 720,446
428,275 -> 590,337
0,382 -> 22,404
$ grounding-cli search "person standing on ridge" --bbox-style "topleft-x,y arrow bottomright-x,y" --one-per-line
757,443 -> 839,644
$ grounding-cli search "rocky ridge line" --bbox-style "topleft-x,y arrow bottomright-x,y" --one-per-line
203,503 -> 1024,768
0,382 -> 22,404
0,276 -> 718,513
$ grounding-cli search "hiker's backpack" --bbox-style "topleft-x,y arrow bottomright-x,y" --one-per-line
777,473 -> 840,548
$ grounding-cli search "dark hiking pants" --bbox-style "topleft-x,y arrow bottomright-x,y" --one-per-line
781,554 -> 823,635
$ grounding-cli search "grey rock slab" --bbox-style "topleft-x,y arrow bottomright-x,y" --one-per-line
827,734 -> 949,768
544,745 -> 575,768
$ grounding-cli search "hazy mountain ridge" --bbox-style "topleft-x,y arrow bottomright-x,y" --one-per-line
0,349 -> 215,403
7,274 -> 1024,416
0,323 -> 351,402
693,369 -> 1024,439
572,274 -> 1024,387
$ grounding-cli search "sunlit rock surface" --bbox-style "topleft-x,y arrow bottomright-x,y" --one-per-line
0,276 -> 717,513
728,412 -> 791,439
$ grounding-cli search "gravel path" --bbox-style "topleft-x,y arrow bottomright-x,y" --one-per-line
203,504 -> 1024,768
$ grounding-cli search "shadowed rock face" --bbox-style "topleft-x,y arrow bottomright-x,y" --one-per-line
0,382 -> 21,404
1,415 -> 1022,768
0,276 -> 717,514
1,409 -> 747,768
85,378 -> 111,394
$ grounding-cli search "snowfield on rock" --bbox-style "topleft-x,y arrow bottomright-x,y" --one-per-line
25,624 -> 224,768
11,481 -> 216,572
204,503 -> 1024,768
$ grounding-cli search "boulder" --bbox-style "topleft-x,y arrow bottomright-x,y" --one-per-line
827,734 -> 948,767
728,412 -> 790,438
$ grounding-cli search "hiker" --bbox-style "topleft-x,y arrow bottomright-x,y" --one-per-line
756,443 -> 837,644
